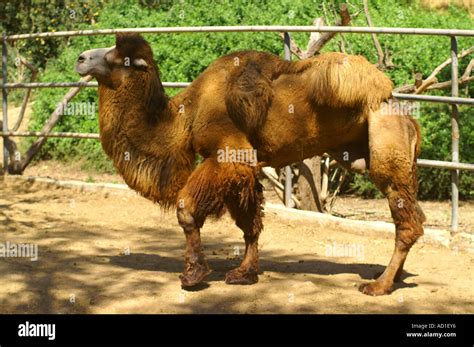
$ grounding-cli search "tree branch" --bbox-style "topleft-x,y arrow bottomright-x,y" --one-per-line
16,75 -> 93,173
362,0 -> 384,67
394,47 -> 473,94
12,56 -> 38,132
426,75 -> 474,91
305,17 -> 325,56
278,32 -> 304,59
414,46 -> 473,94
278,2 -> 353,60
305,3 -> 351,57
461,58 -> 474,79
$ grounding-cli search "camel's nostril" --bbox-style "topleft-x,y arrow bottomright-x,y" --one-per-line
77,55 -> 86,63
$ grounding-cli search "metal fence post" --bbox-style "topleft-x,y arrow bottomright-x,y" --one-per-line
2,32 -> 8,172
450,36 -> 459,233
283,32 -> 293,208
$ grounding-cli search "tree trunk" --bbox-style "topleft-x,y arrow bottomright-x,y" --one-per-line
296,156 -> 324,212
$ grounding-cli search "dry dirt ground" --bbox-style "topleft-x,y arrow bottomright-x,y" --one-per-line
0,178 -> 473,314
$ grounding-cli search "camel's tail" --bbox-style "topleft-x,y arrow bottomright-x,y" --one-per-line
409,116 -> 422,160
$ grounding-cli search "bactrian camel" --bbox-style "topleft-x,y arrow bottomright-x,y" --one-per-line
75,34 -> 425,296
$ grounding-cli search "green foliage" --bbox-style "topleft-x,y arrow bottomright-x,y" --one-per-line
417,103 -> 473,199
4,0 -> 473,198
348,173 -> 384,199
0,0 -> 104,68
1,1 -> 105,104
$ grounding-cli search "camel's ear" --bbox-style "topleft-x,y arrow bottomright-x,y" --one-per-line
133,58 -> 148,69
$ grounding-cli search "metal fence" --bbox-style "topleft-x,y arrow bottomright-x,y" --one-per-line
2,25 -> 474,232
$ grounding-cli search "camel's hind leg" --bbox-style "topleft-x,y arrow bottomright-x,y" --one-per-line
359,110 -> 425,296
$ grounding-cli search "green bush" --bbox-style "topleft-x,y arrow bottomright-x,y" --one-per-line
417,103 -> 473,199
6,0 -> 473,198
0,1 -> 105,104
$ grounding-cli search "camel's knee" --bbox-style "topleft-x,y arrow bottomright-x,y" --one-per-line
378,181 -> 424,249
388,194 -> 424,249
177,206 -> 196,232
237,207 -> 263,239
176,197 -> 203,232
395,222 -> 424,250
387,189 -> 423,221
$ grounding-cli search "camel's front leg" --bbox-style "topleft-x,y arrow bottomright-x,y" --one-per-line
176,149 -> 262,287
177,206 -> 211,287
225,233 -> 260,285
224,175 -> 264,285
176,158 -> 229,287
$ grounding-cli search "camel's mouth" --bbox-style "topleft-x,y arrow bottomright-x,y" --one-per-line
75,64 -> 90,77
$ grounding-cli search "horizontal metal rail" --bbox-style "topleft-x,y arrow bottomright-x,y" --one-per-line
417,159 -> 474,171
0,131 -> 99,139
2,81 -> 188,88
392,93 -> 474,105
4,82 -> 473,105
5,26 -> 474,41
3,82 -> 96,89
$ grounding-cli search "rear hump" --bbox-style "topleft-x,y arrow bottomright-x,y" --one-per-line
310,52 -> 393,110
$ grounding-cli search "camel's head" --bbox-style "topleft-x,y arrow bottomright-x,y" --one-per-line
75,33 -> 154,89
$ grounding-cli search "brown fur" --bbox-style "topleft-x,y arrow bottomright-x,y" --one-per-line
225,60 -> 274,143
96,34 -> 194,208
225,51 -> 313,145
310,52 -> 393,110
103,129 -> 194,208
81,34 -> 424,295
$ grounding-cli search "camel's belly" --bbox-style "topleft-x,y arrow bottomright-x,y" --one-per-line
257,103 -> 367,168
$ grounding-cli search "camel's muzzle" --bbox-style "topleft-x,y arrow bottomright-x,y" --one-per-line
75,46 -> 115,77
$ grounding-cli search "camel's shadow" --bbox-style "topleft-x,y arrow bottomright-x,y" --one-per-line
108,252 -> 418,292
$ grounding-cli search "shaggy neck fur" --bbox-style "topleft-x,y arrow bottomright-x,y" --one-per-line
98,66 -> 194,207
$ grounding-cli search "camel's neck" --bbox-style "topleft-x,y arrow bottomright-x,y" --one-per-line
97,76 -> 194,207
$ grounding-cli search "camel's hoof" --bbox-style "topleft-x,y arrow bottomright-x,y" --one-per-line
225,268 -> 258,285
359,281 -> 392,296
179,263 -> 212,287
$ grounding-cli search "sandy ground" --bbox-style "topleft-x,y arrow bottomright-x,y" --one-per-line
0,178 -> 473,314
